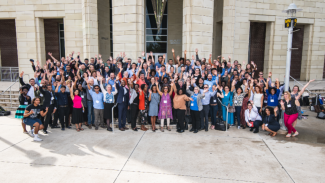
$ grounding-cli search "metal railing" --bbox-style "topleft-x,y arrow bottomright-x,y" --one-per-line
217,98 -> 228,132
111,103 -> 118,133
0,67 -> 19,82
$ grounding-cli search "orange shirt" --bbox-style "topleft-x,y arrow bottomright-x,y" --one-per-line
136,79 -> 147,87
139,91 -> 145,110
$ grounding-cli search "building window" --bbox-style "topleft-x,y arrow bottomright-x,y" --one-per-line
146,0 -> 168,53
59,23 -> 65,58
110,0 -> 113,57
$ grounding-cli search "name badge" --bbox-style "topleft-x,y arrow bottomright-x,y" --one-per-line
203,97 -> 206,100
264,101 -> 267,103
66,75 -> 68,77
213,100 -> 216,102
234,100 -> 238,104
24,102 -> 28,105
270,99 -> 274,102
164,100 -> 167,104
96,100 -> 99,104
40,94 -> 43,97
209,85 -> 212,88
51,97 -> 54,100
249,118 -> 251,121
265,124 -> 268,127
225,94 -> 228,96
191,103 -> 194,106
287,104 -> 291,107
109,99 -> 112,102
81,95 -> 84,98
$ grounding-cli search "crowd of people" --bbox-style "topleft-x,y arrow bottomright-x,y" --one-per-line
15,49 -> 314,141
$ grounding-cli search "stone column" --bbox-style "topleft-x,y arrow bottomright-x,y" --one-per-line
81,0 -> 99,59
35,18 -> 46,65
183,0 -> 214,58
112,0 -> 144,61
15,11 -> 38,78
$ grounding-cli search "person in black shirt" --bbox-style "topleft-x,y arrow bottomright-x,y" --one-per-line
23,97 -> 48,141
15,86 -> 32,134
55,83 -> 71,131
262,107 -> 280,137
40,83 -> 57,134
280,91 -> 300,138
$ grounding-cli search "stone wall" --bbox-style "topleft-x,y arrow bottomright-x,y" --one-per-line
220,0 -> 325,81
98,0 -> 111,61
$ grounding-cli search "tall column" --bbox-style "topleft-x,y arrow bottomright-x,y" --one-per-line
112,0 -> 144,61
82,0 -> 99,59
16,11 -> 38,78
35,18 -> 46,65
183,0 -> 214,58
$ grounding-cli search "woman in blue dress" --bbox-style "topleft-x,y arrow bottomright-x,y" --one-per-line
221,85 -> 234,125
148,84 -> 160,132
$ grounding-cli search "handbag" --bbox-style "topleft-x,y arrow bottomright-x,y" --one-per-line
227,104 -> 235,113
248,121 -> 254,127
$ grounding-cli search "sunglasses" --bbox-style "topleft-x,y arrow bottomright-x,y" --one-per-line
94,88 -> 99,90
204,87 -> 208,88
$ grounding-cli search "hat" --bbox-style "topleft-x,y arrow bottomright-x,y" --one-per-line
30,59 -> 34,62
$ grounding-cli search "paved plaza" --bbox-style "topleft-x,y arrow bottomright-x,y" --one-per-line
0,108 -> 324,183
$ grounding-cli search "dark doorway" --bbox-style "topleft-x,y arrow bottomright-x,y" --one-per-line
0,19 -> 18,67
249,22 -> 266,77
44,19 -> 64,61
290,27 -> 304,79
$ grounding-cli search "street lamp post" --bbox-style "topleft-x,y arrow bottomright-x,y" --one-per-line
283,3 -> 302,92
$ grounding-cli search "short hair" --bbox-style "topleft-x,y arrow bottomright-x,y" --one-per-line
90,57 -> 94,60
29,78 -> 35,82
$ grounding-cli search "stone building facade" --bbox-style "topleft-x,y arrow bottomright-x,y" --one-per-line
0,0 -> 324,81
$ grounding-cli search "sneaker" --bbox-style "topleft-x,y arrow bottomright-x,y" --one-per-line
33,135 -> 43,142
238,126 -> 241,129
28,130 -> 34,137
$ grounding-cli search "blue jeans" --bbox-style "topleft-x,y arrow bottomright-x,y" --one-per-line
210,105 -> 218,126
87,100 -> 95,125
235,106 -> 242,127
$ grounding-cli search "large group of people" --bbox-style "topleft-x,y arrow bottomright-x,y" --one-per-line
15,49 -> 314,141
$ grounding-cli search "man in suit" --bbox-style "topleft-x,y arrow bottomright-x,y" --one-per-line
115,78 -> 129,131
40,84 -> 57,134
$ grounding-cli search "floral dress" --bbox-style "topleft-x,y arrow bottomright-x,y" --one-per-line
139,91 -> 149,125
158,93 -> 173,120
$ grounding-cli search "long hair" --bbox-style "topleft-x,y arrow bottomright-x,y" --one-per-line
254,85 -> 262,94
32,97 -> 40,105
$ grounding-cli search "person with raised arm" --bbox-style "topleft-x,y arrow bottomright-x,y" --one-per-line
262,107 -> 280,137
55,80 -> 71,131
69,81 -> 84,132
156,80 -> 173,132
86,77 -> 104,130
115,74 -> 130,131
280,91 -> 301,137
98,73 -> 117,132
232,80 -> 248,129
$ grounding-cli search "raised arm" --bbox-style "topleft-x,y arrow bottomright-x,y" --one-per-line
168,83 -> 174,96
172,48 -> 178,65
297,79 -> 315,99
70,81 -> 74,100
155,81 -> 163,96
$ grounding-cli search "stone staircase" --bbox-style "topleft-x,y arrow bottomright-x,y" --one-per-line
0,90 -> 20,111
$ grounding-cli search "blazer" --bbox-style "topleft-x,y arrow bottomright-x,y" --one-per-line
39,85 -> 57,108
115,82 -> 129,104
186,89 -> 205,111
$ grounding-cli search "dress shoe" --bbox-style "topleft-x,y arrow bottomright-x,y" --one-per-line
133,128 -> 138,131
176,129 -> 181,133
107,127 -> 112,132
92,124 -> 95,127
189,128 -> 194,132
51,125 -> 60,129
193,129 -> 198,133
199,128 -> 204,131
61,128 -> 65,131
66,126 -> 72,129
205,129 -> 208,132
95,127 -> 99,130
43,130 -> 48,134
124,127 -> 129,130
250,128 -> 254,131
253,129 -> 259,133
88,125 -> 92,129
178,130 -> 184,133
119,128 -> 125,131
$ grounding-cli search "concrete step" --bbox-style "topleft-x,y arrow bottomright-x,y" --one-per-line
0,91 -> 20,95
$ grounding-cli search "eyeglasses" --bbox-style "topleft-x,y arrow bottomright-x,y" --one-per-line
94,88 -> 99,90
259,74 -> 263,75
204,87 -> 208,88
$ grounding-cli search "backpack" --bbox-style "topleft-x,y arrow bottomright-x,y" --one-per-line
316,112 -> 325,119
0,106 -> 11,116
215,118 -> 230,131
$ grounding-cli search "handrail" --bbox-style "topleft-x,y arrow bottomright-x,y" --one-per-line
0,74 -> 30,95
217,97 -> 228,132
111,103 -> 118,133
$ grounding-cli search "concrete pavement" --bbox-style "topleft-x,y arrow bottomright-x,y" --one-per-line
0,108 -> 324,183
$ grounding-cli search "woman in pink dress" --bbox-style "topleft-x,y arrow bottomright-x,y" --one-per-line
156,81 -> 174,132
70,82 -> 84,132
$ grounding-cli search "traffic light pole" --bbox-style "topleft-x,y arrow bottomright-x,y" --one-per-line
284,20 -> 293,92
